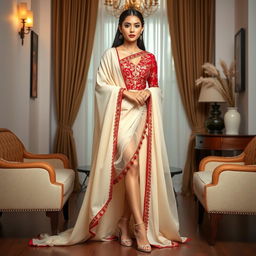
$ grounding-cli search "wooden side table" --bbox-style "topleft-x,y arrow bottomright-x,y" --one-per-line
195,134 -> 255,166
77,165 -> 90,191
170,167 -> 182,177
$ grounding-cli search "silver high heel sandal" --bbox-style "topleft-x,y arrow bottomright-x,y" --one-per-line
134,222 -> 152,253
117,217 -> 133,247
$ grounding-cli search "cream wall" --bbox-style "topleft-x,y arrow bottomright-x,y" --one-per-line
215,0 -> 235,131
215,0 -> 235,68
216,0 -> 256,134
234,0 -> 256,134
0,0 -> 31,146
30,0 -> 51,153
0,0 -> 51,153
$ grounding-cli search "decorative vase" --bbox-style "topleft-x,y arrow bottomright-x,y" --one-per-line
224,107 -> 241,135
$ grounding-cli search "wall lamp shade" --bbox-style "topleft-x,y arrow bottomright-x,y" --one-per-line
25,11 -> 33,27
18,3 -> 28,19
18,2 -> 33,45
199,84 -> 226,134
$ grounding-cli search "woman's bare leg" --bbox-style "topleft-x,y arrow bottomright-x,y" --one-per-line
117,113 -> 150,250
122,192 -> 132,219
124,159 -> 150,248
124,160 -> 143,223
118,192 -> 132,242
117,153 -> 150,248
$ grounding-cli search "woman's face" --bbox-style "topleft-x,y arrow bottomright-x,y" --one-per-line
119,15 -> 144,43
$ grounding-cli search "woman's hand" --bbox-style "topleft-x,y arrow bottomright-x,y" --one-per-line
123,89 -> 151,106
138,89 -> 151,103
123,90 -> 141,105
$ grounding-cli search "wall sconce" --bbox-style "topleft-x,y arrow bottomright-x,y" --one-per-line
18,2 -> 33,45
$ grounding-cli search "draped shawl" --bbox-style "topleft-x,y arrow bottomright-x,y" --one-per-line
32,48 -> 186,248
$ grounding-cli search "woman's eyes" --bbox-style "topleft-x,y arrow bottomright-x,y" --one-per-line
124,24 -> 141,28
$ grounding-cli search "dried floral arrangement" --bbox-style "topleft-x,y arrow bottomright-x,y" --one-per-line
196,60 -> 236,107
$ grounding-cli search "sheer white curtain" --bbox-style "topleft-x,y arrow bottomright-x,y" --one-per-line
73,0 -> 190,173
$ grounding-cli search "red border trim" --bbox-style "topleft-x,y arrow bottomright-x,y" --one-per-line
88,88 -> 125,237
151,243 -> 179,248
116,47 -> 146,62
151,238 -> 191,248
143,98 -> 152,229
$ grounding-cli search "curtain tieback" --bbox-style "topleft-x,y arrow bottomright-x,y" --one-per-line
58,123 -> 72,133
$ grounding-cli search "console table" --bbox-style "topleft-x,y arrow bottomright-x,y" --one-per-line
195,134 -> 255,166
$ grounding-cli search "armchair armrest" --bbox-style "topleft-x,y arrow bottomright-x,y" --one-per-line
205,164 -> 256,213
0,159 -> 56,183
23,151 -> 69,169
0,159 -> 65,210
210,164 -> 256,186
199,153 -> 245,171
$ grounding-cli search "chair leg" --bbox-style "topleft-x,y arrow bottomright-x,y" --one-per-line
208,213 -> 223,245
46,211 -> 59,235
198,201 -> 205,225
0,212 -> 2,217
63,200 -> 69,221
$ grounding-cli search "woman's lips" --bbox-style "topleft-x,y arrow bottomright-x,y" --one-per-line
129,34 -> 136,38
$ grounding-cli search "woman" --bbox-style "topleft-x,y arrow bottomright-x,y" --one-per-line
30,8 -> 187,252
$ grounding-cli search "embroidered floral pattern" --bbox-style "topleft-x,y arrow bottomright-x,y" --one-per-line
119,51 -> 159,90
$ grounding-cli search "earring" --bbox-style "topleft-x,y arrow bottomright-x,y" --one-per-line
119,34 -> 123,40
140,34 -> 143,40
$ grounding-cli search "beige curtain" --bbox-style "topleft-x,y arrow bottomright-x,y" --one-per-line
167,0 -> 215,195
53,0 -> 99,190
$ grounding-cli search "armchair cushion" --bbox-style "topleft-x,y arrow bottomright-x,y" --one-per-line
55,168 -> 75,196
193,170 -> 213,204
196,170 -> 213,184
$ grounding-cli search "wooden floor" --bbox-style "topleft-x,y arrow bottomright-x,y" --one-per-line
0,192 -> 256,256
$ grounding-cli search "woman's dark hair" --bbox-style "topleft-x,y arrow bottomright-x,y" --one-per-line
112,8 -> 146,50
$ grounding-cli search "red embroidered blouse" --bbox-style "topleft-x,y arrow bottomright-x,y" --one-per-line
117,49 -> 159,90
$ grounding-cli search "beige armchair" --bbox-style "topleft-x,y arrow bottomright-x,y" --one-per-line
193,136 -> 256,244
0,128 -> 75,233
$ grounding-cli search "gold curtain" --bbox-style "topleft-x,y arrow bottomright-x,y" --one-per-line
53,0 -> 99,190
167,0 -> 215,195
